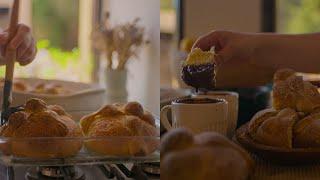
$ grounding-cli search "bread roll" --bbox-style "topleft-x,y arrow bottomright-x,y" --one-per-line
294,112 -> 320,148
80,102 -> 159,156
161,128 -> 253,180
273,69 -> 320,113
248,108 -> 298,148
248,107 -> 320,148
0,98 -> 83,158
0,79 -> 29,92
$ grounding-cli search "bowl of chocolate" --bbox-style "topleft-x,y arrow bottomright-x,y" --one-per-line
181,48 -> 216,91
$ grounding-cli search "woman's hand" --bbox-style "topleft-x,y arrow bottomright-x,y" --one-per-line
0,24 -> 37,66
192,30 -> 320,87
192,30 -> 275,87
192,30 -> 257,66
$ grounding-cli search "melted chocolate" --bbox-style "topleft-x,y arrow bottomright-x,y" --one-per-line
174,98 -> 222,104
181,63 -> 216,91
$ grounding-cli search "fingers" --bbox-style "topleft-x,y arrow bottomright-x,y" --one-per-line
192,30 -> 235,65
3,24 -> 36,65
17,37 -> 33,59
7,24 -> 32,51
214,46 -> 234,66
18,40 -> 36,66
192,31 -> 222,51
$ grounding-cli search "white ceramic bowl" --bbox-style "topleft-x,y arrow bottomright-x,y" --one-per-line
0,78 -> 106,113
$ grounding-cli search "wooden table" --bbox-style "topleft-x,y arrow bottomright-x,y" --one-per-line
252,155 -> 320,180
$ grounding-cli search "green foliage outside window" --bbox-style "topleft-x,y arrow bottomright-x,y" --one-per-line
161,0 -> 174,11
281,0 -> 320,33
11,0 -> 93,82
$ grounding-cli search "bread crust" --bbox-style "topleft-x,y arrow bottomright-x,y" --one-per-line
0,98 -> 83,158
80,102 -> 159,156
161,128 -> 253,180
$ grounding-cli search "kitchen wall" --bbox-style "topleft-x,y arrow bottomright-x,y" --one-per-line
183,0 -> 262,38
104,0 -> 160,115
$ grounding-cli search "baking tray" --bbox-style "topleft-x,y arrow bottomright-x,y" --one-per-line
0,136 -> 160,167
0,116 -> 160,167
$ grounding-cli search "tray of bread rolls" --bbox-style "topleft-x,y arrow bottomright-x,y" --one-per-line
235,69 -> 320,165
0,98 -> 160,166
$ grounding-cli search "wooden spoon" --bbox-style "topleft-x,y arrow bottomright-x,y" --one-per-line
1,0 -> 20,125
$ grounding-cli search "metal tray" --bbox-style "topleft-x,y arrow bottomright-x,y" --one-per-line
0,117 -> 160,167
0,136 -> 160,167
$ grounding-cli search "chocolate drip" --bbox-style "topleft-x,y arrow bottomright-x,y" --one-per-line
174,98 -> 222,104
181,63 -> 216,90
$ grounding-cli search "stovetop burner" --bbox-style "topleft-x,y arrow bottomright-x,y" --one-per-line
25,166 -> 85,180
141,163 -> 160,175
5,163 -> 159,180
98,163 -> 160,180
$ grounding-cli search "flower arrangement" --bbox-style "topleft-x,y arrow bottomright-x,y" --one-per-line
92,12 -> 149,70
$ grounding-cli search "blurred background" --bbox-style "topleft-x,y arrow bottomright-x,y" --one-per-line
0,0 -> 160,115
160,0 -> 320,124
161,0 -> 320,87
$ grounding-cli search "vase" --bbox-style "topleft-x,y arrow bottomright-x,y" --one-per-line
104,69 -> 128,103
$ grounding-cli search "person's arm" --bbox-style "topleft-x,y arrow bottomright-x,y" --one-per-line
253,33 -> 320,73
192,31 -> 320,87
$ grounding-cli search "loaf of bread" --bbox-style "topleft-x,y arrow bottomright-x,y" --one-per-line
80,102 -> 159,156
0,98 -> 83,158
161,128 -> 253,180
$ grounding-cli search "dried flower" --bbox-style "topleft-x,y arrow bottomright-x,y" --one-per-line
92,13 -> 148,70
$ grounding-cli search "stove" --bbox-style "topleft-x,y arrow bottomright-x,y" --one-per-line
25,166 -> 85,180
1,163 -> 160,180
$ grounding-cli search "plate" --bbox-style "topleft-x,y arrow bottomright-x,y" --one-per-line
235,123 -> 320,165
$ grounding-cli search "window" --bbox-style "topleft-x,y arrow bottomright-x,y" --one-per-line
0,0 -> 97,83
277,0 -> 320,80
160,0 -> 177,87
277,0 -> 320,34
160,0 -> 176,34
